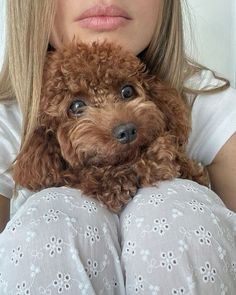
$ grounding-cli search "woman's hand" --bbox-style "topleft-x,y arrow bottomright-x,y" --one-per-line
207,132 -> 236,212
0,195 -> 10,233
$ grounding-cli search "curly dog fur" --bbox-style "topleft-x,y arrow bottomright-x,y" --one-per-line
13,42 -> 207,213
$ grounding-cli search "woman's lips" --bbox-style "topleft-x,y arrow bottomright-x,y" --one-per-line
78,16 -> 130,30
76,5 -> 131,31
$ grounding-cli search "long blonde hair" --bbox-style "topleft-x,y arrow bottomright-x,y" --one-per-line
0,0 -> 229,150
0,0 -> 56,146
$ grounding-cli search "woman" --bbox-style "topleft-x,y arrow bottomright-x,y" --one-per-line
0,0 -> 235,294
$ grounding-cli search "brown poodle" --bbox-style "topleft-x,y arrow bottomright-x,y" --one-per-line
13,42 -> 207,213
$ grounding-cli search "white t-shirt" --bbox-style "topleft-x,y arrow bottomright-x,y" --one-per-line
0,70 -> 236,215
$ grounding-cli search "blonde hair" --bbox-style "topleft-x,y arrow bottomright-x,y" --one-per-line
142,0 -> 229,95
0,0 -> 229,149
0,0 -> 56,146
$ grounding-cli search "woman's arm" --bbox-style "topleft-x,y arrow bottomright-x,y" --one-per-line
207,132 -> 236,212
0,194 -> 10,233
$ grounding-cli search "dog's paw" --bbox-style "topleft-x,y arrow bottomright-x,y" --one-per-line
95,172 -> 139,213
74,166 -> 139,213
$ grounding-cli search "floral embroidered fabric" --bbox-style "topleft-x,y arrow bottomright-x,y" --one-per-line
0,179 -> 236,294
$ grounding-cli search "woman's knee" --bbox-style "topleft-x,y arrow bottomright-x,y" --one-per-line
3,187 -> 120,246
0,187 -> 125,295
120,179 -> 236,294
120,179 -> 229,228
18,186 -> 115,216
120,179 -> 236,250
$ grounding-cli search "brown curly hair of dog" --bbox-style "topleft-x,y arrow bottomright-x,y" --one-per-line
13,41 -> 208,213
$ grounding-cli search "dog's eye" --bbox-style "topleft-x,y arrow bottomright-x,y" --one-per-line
121,85 -> 135,100
69,100 -> 86,116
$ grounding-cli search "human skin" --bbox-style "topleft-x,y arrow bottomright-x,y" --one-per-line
50,0 -> 161,55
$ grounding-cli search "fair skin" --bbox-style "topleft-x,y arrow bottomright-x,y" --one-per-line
0,0 -> 235,232
50,0 -> 161,54
207,133 -> 236,211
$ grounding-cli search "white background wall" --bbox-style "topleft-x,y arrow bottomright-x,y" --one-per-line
0,0 -> 236,87
186,0 -> 236,87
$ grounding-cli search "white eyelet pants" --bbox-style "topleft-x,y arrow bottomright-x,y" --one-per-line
0,179 -> 236,294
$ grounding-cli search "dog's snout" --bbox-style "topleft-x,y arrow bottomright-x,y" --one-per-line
112,122 -> 137,144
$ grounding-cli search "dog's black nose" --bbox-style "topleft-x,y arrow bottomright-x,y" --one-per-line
112,122 -> 137,144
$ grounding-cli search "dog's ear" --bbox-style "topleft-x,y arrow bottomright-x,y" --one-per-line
13,127 -> 65,191
147,78 -> 191,145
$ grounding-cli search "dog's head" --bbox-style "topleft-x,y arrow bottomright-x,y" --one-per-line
13,42 -> 190,190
